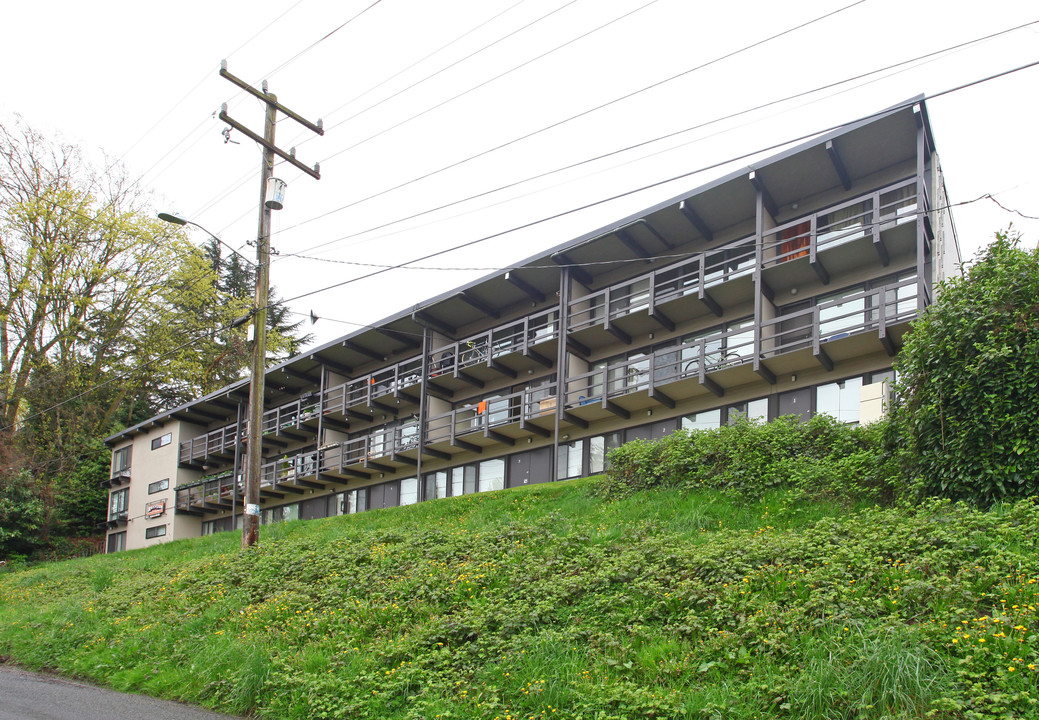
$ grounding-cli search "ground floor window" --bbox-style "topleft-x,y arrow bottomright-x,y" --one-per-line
145,525 -> 167,539
106,532 -> 126,553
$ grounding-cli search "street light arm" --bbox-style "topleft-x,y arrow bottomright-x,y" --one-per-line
157,212 -> 256,268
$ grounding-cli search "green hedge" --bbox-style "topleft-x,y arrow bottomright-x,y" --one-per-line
598,414 -> 896,503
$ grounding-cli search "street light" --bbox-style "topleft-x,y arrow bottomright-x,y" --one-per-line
158,210 -> 255,537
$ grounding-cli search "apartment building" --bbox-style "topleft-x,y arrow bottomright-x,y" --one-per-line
102,99 -> 960,552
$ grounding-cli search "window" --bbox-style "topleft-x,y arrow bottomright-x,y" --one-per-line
727,398 -> 768,424
151,432 -> 172,450
816,377 -> 863,424
588,433 -> 622,474
112,445 -> 132,473
109,488 -> 129,520
424,471 -> 448,501
148,478 -> 169,494
479,459 -> 505,492
556,439 -> 585,480
145,525 -> 167,539
682,408 -> 722,431
400,477 -> 418,506
106,532 -> 126,553
350,488 -> 367,514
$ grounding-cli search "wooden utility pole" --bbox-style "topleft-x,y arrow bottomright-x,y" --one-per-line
217,60 -> 322,548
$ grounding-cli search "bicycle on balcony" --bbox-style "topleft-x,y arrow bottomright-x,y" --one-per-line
460,339 -> 489,365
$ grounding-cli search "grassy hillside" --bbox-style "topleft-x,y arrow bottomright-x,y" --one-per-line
2,479 -> 1039,719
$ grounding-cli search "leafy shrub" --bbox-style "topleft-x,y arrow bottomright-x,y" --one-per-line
888,231 -> 1039,505
599,414 -> 896,503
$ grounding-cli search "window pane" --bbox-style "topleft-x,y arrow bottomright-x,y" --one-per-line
682,408 -> 721,431
589,436 -> 605,474
451,467 -> 465,497
400,477 -> 418,506
479,459 -> 505,492
282,504 -> 300,522
816,377 -> 863,424
463,466 -> 478,495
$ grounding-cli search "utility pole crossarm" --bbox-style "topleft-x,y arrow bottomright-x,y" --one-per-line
219,62 -> 324,136
219,108 -> 321,179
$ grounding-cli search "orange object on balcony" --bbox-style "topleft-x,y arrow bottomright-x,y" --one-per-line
477,401 -> 488,414
779,220 -> 810,262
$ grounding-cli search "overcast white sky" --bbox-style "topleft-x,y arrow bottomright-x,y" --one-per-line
3,0 -> 1037,349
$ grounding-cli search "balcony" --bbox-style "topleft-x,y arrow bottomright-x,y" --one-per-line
101,468 -> 131,489
567,236 -> 756,354
322,355 -> 423,423
179,424 -> 240,468
106,510 -> 129,528
424,384 -> 557,454
758,276 -> 920,374
428,307 -> 558,393
760,178 -> 920,294
261,392 -> 320,439
563,325 -> 756,421
175,472 -> 238,515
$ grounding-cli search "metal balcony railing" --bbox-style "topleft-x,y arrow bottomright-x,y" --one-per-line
323,355 -> 423,416
425,384 -> 557,443
563,325 -> 755,408
429,307 -> 559,377
759,277 -> 919,360
175,472 -> 238,513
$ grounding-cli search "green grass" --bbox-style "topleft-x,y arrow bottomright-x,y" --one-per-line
2,478 -> 1039,719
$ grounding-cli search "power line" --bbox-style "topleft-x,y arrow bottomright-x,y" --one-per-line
267,0 -> 867,241
269,58 -> 1039,313
11,59 -> 1039,430
280,18 -> 1038,259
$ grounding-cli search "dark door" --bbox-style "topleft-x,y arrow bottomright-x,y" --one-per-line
778,387 -> 812,421
300,496 -> 327,521
508,447 -> 552,487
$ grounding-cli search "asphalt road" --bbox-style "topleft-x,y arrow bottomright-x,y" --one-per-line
0,666 -> 245,720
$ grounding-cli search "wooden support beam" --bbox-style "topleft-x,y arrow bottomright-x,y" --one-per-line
322,417 -> 350,433
649,308 -> 675,333
880,333 -> 897,357
562,411 -> 589,429
391,454 -> 418,466
484,428 -> 516,446
282,366 -> 318,383
648,388 -> 676,409
345,409 -> 374,423
810,257 -> 831,285
604,323 -> 632,345
700,291 -> 724,317
523,348 -> 553,367
873,236 -> 891,266
487,359 -> 518,379
293,478 -> 326,490
755,361 -> 777,385
815,347 -> 834,372
566,338 -> 590,358
377,327 -> 421,349
363,460 -> 396,474
367,400 -> 399,417
340,468 -> 373,480
826,140 -> 852,191
412,310 -> 456,338
701,375 -> 724,398
552,252 -> 593,287
259,489 -> 286,499
454,371 -> 484,389
520,420 -> 551,438
456,291 -> 500,320
760,280 -> 775,304
342,340 -> 383,362
604,400 -> 631,420
634,218 -> 673,249
505,271 -> 546,303
749,171 -> 778,219
260,437 -> 288,448
311,353 -> 352,376
273,483 -> 305,495
453,438 -> 483,454
679,199 -> 713,242
424,381 -> 454,401
615,228 -> 650,260
421,447 -> 451,461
